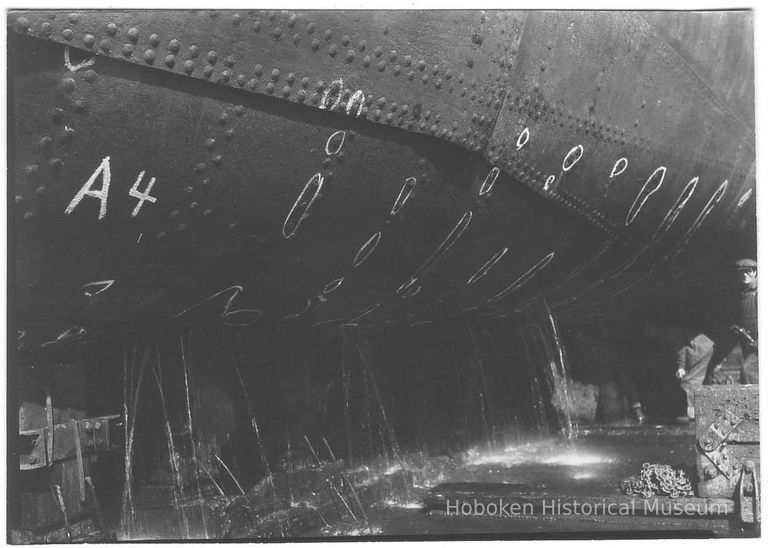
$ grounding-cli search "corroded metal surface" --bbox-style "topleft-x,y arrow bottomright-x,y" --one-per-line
7,10 -> 756,336
695,386 -> 759,500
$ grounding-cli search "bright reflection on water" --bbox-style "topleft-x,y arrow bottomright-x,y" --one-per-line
464,439 -> 614,467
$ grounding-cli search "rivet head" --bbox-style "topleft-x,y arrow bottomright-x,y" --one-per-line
422,74 -> 429,84
62,78 -> 76,92
306,22 -> 316,34
207,50 -> 218,64
224,56 -> 235,68
41,22 -> 53,36
168,39 -> 180,53
286,72 -> 296,85
84,69 -> 97,83
62,28 -> 74,41
62,127 -> 76,142
292,33 -> 301,44
418,60 -> 426,71
188,45 -> 199,58
254,64 -> 264,77
266,82 -> 275,94
212,154 -> 223,166
362,55 -> 371,68
15,17 -> 30,31
127,28 -> 139,42
324,29 -> 332,41
377,61 -> 385,72
73,99 -> 86,111
122,43 -> 133,57
194,162 -> 206,172
282,85 -> 291,97
183,59 -> 194,73
374,45 -> 383,58
23,212 -> 34,221
106,22 -> 117,36
144,49 -> 155,64
288,14 -> 297,27
297,89 -> 307,101
394,65 -> 401,75
407,71 -> 415,80
67,13 -> 80,24
52,108 -> 65,123
253,20 -> 261,32
342,34 -> 350,46
83,34 -> 95,48
311,38 -> 320,51
15,195 -> 23,204
218,112 -> 228,125
271,27 -> 282,39
232,13 -> 242,25
49,158 -> 63,170
203,65 -> 213,78
329,44 -> 338,57
435,78 -> 442,89
224,128 -> 235,140
219,70 -> 231,83
270,68 -> 280,81
149,34 -> 160,48
205,138 -> 216,149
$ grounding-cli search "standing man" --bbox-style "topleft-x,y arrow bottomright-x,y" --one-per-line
730,258 -> 758,384
675,330 -> 715,420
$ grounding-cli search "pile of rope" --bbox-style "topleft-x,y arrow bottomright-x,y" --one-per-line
621,463 -> 694,498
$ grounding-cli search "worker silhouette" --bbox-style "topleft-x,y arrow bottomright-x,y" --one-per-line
730,258 -> 758,384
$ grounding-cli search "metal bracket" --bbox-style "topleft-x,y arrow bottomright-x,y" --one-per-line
700,409 -> 743,452
738,461 -> 761,523
699,409 -> 745,479
19,414 -> 123,470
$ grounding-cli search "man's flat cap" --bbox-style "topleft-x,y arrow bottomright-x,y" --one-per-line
733,258 -> 758,270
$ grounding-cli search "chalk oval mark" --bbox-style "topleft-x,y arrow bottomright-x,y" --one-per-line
353,231 -> 381,267
396,277 -> 419,296
467,247 -> 508,285
516,127 -> 530,150
488,251 -> 555,303
479,167 -> 500,196
391,176 -> 417,215
283,172 -> 324,238
323,277 -> 344,294
651,176 -> 699,241
737,188 -> 753,208
562,145 -> 584,172
414,210 -> 473,277
543,175 -> 555,191
401,284 -> 422,299
626,166 -> 666,226
325,130 -> 346,156
82,279 -> 115,297
610,157 -> 628,179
